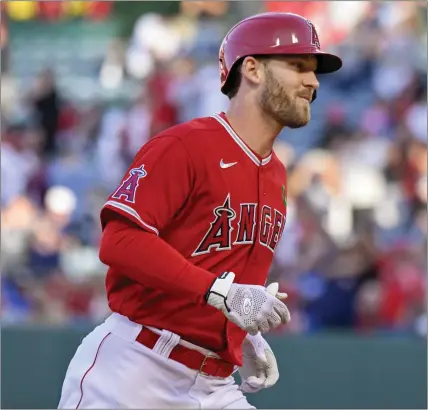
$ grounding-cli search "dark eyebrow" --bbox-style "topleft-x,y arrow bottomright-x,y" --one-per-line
285,55 -> 318,70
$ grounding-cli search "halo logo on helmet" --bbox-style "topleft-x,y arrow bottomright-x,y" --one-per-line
218,12 -> 343,99
306,19 -> 321,50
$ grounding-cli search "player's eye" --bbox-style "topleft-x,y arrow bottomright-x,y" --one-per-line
290,62 -> 304,70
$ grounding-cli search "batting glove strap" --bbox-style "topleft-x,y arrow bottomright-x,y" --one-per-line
205,271 -> 235,310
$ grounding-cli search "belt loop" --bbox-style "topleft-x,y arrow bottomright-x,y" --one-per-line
152,329 -> 180,358
106,313 -> 142,342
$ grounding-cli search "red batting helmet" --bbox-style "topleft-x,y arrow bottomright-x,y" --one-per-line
219,12 -> 342,99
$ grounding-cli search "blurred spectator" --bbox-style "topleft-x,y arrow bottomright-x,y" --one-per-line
147,61 -> 178,135
28,69 -> 61,157
122,87 -> 152,160
99,39 -> 126,90
1,123 -> 42,206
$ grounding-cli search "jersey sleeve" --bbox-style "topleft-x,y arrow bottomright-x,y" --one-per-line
100,136 -> 194,234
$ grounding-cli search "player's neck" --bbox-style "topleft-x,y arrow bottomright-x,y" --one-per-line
225,102 -> 283,158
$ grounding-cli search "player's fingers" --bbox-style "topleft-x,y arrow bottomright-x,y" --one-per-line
266,283 -> 288,300
264,371 -> 279,388
266,282 -> 279,296
276,291 -> 288,300
264,351 -> 279,388
264,369 -> 279,387
246,375 -> 266,389
274,301 -> 291,324
266,313 -> 281,330
258,319 -> 270,334
240,380 -> 262,394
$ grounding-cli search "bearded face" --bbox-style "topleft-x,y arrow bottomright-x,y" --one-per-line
258,60 -> 314,129
259,56 -> 319,128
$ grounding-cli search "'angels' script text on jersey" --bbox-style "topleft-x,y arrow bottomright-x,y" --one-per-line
192,194 -> 285,256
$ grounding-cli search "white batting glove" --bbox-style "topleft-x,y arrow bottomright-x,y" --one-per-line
238,332 -> 279,393
205,272 -> 290,335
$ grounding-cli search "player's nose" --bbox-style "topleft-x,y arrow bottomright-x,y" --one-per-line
303,71 -> 320,92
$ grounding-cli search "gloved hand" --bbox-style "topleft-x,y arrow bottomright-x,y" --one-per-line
205,272 -> 290,335
238,331 -> 279,393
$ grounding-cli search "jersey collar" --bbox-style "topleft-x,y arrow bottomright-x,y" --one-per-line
212,112 -> 272,167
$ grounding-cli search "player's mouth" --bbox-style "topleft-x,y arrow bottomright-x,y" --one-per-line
297,93 -> 311,102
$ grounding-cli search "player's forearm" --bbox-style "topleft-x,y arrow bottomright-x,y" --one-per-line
99,218 -> 215,304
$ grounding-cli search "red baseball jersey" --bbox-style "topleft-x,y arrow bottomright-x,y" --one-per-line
100,112 -> 288,365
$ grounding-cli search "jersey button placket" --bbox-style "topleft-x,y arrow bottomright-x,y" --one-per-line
254,165 -> 263,264
261,164 -> 266,196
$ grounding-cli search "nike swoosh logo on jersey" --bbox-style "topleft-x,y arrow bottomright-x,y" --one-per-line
220,159 -> 237,169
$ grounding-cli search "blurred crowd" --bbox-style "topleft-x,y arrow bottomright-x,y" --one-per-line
1,2 -> 426,336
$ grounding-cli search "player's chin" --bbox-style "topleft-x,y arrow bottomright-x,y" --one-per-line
288,119 -> 310,129
287,111 -> 310,129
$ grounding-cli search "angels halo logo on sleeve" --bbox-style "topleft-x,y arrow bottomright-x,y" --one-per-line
112,165 -> 148,203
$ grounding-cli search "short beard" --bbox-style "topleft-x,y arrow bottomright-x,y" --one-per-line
259,66 -> 311,129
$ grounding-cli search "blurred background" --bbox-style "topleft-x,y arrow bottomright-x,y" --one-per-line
1,1 -> 427,409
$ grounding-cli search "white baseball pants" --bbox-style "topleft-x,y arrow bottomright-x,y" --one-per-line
58,313 -> 255,409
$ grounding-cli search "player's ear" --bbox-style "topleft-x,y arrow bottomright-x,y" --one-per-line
241,56 -> 264,88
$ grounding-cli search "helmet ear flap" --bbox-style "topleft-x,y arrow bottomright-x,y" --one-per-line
311,89 -> 317,103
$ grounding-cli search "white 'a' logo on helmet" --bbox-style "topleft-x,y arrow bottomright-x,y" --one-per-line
306,19 -> 321,50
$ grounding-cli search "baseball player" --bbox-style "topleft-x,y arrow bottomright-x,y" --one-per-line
58,12 -> 342,409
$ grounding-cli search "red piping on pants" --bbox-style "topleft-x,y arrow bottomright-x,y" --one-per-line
76,332 -> 112,409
